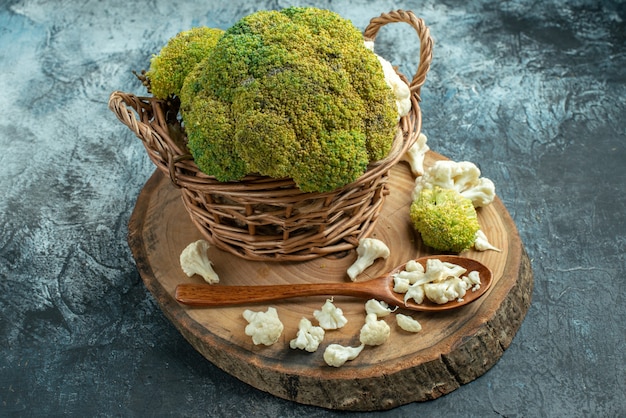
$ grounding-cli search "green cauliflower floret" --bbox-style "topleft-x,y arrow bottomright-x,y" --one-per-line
410,187 -> 480,253
147,27 -> 224,99
179,7 -> 399,192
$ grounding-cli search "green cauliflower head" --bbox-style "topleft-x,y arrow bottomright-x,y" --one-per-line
410,186 -> 480,253
147,27 -> 224,99
179,7 -> 399,192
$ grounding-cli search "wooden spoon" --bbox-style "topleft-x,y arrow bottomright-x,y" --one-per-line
175,255 -> 492,312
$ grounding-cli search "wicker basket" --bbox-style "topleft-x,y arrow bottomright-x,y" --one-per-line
109,10 -> 433,261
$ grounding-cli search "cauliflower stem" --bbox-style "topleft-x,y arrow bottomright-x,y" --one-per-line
179,240 -> 220,284
347,238 -> 390,281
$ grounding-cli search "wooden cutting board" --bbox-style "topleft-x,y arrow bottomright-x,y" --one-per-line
127,152 -> 533,411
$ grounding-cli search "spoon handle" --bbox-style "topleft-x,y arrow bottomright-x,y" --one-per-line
175,281 -> 381,307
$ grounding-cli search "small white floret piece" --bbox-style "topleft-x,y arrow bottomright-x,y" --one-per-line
412,160 -> 496,207
323,343 -> 365,367
359,313 -> 391,346
396,314 -> 423,333
394,259 -> 477,305
404,259 -> 425,273
289,317 -> 325,352
462,270 -> 482,292
313,299 -> 348,330
347,238 -> 390,281
179,240 -> 219,284
423,277 -> 468,304
474,230 -> 501,252
393,260 -> 426,285
423,258 -> 467,283
462,177 -> 496,208
441,262 -> 469,279
395,269 -> 427,285
404,283 -> 425,305
401,133 -> 430,176
365,299 -> 396,317
393,276 -> 410,293
242,307 -> 284,346
397,259 -> 461,289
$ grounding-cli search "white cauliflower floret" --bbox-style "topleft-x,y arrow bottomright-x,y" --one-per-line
365,299 -> 396,317
364,40 -> 412,118
242,307 -> 284,346
423,258 -> 467,283
359,313 -> 391,346
462,270 -> 482,292
289,317 -> 325,352
393,275 -> 410,293
396,258 -> 465,288
392,259 -> 426,285
394,258 -> 480,306
423,277 -> 468,304
462,178 -> 496,208
313,298 -> 348,330
323,343 -> 365,367
474,230 -> 501,252
397,258 -> 467,306
396,314 -> 423,333
405,259 -> 425,273
413,160 -> 496,208
401,133 -> 429,176
404,282 -> 425,305
179,240 -> 219,284
394,270 -> 424,285
347,238 -> 390,281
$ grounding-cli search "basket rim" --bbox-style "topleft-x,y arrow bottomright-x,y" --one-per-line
109,88 -> 421,197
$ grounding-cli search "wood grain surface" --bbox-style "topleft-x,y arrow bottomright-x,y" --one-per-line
127,152 -> 533,411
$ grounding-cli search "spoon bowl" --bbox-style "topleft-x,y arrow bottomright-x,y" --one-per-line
175,255 -> 493,312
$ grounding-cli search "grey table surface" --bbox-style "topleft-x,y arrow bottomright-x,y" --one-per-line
1,0 -> 624,416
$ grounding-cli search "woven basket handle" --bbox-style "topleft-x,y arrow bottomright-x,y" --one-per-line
108,91 -> 192,185
364,10 -> 433,99
108,91 -> 154,141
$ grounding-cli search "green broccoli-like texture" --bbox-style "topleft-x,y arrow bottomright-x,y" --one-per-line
410,187 -> 480,253
147,27 -> 224,99
179,7 -> 399,192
